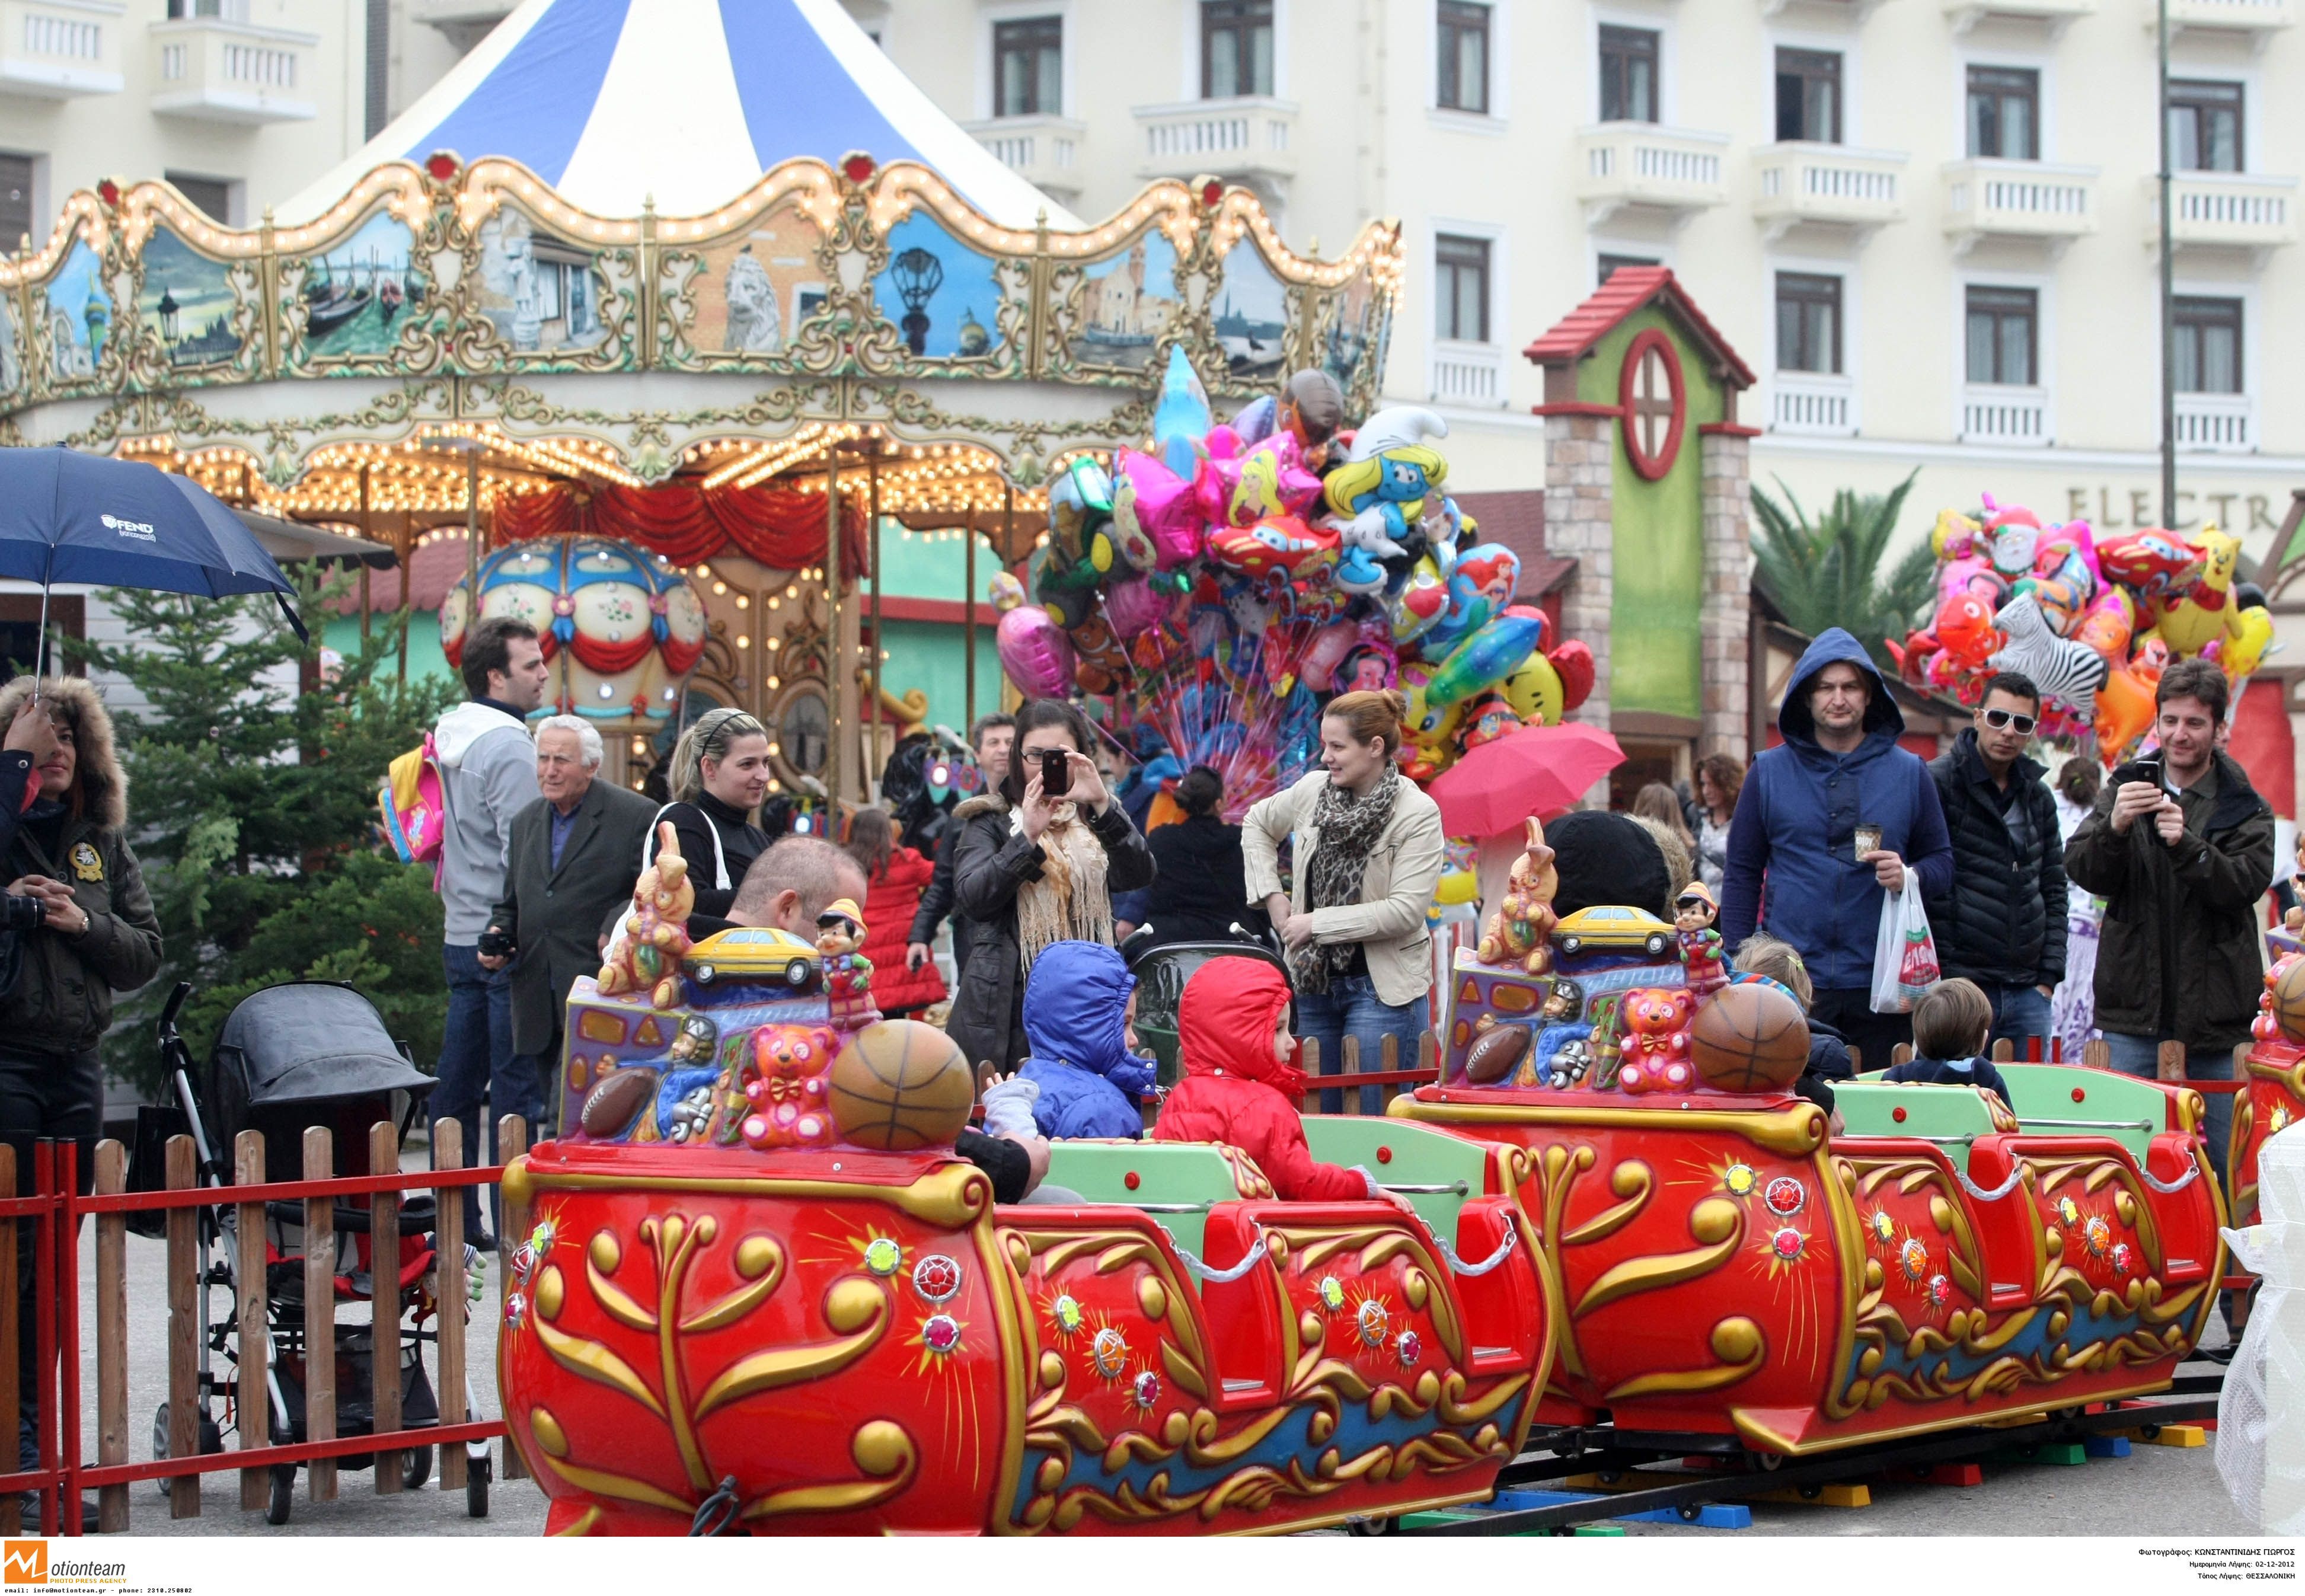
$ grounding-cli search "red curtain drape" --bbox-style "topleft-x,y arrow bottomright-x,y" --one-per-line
493,481 -> 870,579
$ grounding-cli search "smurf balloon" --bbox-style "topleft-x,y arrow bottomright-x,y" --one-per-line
1322,406 -> 1450,596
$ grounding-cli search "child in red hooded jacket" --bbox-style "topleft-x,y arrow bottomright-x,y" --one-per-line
1154,956 -> 1380,1202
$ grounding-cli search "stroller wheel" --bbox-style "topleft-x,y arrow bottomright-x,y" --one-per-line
401,1444 -> 433,1491
266,1464 -> 294,1526
467,1455 -> 491,1519
149,1403 -> 172,1501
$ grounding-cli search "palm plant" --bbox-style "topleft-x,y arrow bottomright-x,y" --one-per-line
1749,468 -> 1936,671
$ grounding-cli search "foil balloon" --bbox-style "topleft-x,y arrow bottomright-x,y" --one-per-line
1932,509 -> 1981,561
1458,691 -> 1523,751
2071,586 -> 2136,663
1935,592 -> 2003,670
2219,600 -> 2275,684
1204,515 -> 1338,582
1195,435 -> 1323,530
1297,619 -> 1358,692
1046,455 -> 1113,553
1068,613 -> 1129,695
1425,605 -> 1549,709
1323,406 -> 1450,595
1333,639 -> 1399,694
1988,592 -> 2109,719
2096,531 -> 2200,630
1499,651 -> 1566,727
1435,837 -> 1480,906
1937,556 -> 2007,608
994,581 -> 1076,699
1111,447 -> 1201,571
2093,662 -> 2159,765
2156,525 -> 2245,658
1103,574 -> 1171,640
1152,345 -> 1211,483
1390,555 -> 1450,647
2010,573 -> 2086,636
1424,542 -> 1521,657
1231,392 -> 1277,447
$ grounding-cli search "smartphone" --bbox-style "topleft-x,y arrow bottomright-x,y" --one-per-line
1040,746 -> 1072,797
1853,823 -> 1882,861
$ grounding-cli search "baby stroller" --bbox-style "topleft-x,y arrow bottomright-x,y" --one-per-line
1120,921 -> 1294,1087
132,981 -> 491,1524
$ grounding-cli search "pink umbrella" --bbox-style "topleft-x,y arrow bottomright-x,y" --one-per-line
1426,722 -> 1625,838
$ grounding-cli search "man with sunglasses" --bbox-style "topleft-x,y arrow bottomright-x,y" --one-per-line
1921,672 -> 2068,1056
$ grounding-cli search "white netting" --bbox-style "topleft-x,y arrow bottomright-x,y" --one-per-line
2217,1126 -> 2305,1531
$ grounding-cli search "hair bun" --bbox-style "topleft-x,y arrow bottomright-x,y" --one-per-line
1383,690 -> 1410,724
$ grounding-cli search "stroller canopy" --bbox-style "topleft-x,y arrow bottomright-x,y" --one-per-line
214,983 -> 437,1109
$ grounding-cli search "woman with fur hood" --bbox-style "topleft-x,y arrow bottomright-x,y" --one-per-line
944,699 -> 1153,1072
0,676 -> 161,1504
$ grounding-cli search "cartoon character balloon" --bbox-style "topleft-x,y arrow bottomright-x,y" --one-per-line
441,536 -> 705,728
991,574 -> 1076,698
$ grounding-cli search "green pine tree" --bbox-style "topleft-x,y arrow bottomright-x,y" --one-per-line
1749,468 -> 1937,672
76,566 -> 459,1094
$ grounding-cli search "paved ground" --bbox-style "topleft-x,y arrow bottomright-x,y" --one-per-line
58,1141 -> 2264,1540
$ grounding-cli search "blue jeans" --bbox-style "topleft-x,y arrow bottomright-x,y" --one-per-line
2098,1031 -> 2234,1192
1297,976 -> 1429,1116
433,943 -> 535,1237
1982,983 -> 2054,1059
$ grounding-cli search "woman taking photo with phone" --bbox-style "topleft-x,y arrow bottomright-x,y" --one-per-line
1243,689 -> 1445,1113
944,700 -> 1154,1072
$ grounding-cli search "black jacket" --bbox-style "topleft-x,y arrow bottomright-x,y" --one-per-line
490,778 -> 660,1057
943,793 -> 1155,1072
1141,814 -> 1259,947
908,832 -> 979,977
648,791 -> 767,928
1921,730 -> 2067,990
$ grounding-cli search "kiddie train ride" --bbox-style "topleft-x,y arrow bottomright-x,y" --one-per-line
2232,955 -> 2305,1231
1399,816 -> 2227,1455
497,825 -> 1554,1535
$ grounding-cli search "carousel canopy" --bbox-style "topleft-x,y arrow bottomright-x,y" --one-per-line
276,0 -> 1076,229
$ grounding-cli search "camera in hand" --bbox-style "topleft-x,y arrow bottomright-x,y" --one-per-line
477,925 -> 515,959
0,893 -> 44,932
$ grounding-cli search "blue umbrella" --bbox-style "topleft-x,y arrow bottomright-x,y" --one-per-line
0,448 -> 308,676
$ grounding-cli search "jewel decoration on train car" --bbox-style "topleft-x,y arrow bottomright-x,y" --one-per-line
1889,496 -> 2276,765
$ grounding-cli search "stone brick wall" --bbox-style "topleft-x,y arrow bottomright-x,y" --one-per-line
1543,411 -> 1615,732
1699,429 -> 1753,761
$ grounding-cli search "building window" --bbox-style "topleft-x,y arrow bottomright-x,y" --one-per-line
994,16 -> 1062,117
2173,296 -> 2242,394
1436,2 -> 1490,114
1965,286 -> 2037,387
165,172 -> 232,224
1966,66 -> 2039,161
2169,80 -> 2243,174
0,155 -> 31,250
1435,234 -> 1490,343
1201,0 -> 1273,100
1774,49 -> 1841,143
167,0 -> 247,15
1598,25 -> 1658,124
1776,272 -> 1843,374
1597,251 -> 1658,286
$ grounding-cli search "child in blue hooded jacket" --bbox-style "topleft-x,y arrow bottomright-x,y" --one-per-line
1017,940 -> 1158,1139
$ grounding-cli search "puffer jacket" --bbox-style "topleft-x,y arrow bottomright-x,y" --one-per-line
1153,957 -> 1367,1202
1017,941 -> 1155,1139
2064,749 -> 2274,1051
1921,730 -> 2067,990
860,846 -> 947,1015
0,677 -> 162,1057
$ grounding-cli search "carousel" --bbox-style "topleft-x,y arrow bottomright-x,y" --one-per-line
0,0 -> 1400,799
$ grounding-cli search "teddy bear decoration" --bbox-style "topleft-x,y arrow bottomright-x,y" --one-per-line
1614,988 -> 1697,1096
1476,815 -> 1559,976
596,820 -> 695,1010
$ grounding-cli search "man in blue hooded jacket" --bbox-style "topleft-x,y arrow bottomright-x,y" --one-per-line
1719,628 -> 1954,1072
1017,940 -> 1158,1139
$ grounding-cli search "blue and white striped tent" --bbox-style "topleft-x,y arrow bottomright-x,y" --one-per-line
277,0 -> 1074,229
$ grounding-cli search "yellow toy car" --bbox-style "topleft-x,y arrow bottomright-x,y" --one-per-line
684,926 -> 820,989
1551,905 -> 1676,959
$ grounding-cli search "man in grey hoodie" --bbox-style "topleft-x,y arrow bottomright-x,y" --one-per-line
432,614 -> 547,1243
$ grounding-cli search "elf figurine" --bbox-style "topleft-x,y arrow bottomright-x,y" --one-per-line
816,898 -> 880,1035
1675,882 -> 1728,999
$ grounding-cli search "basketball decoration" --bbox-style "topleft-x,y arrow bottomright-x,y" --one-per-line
1690,983 -> 1810,1094
2272,955 -> 2305,1046
827,1020 -> 975,1150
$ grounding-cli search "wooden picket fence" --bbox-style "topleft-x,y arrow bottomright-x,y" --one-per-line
1296,1033 -> 1441,1114
0,1115 -> 533,1537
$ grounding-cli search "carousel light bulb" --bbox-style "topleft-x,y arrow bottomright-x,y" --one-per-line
713,582 -> 727,596
768,597 -> 780,610
784,585 -> 797,599
766,676 -> 780,689
735,635 -> 749,649
768,742 -> 783,757
735,595 -> 749,609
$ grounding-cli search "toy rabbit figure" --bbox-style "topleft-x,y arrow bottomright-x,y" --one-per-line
597,820 -> 695,1009
1476,814 -> 1559,976
816,896 -> 880,1034
1675,882 -> 1728,998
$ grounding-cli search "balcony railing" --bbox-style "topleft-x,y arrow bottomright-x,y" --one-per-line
1942,158 -> 2098,250
149,16 -> 315,122
1429,342 -> 1506,408
1576,122 -> 1731,226
1132,98 -> 1298,186
1752,143 -> 1906,237
1770,371 -> 1859,437
1944,0 -> 2095,31
0,0 -> 122,98
2155,172 -> 2298,253
2175,391 -> 2253,453
961,114 -> 1087,201
1960,383 -> 2051,446
2165,0 -> 2294,33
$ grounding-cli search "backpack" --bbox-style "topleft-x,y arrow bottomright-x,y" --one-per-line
379,735 -> 446,885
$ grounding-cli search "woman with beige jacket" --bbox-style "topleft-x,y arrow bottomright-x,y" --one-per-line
1243,690 -> 1445,1113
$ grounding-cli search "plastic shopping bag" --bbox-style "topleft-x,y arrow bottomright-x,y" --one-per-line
1870,880 -> 1942,1014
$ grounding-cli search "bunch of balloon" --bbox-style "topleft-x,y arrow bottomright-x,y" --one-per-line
1885,494 -> 2272,767
992,349 -> 1594,816
441,536 -> 710,729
